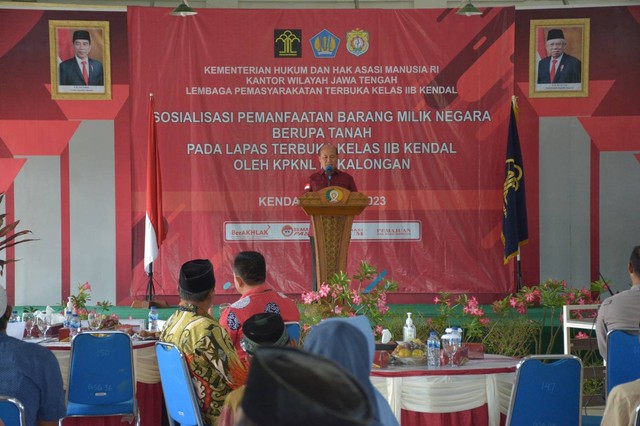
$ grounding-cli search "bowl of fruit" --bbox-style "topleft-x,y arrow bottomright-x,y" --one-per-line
390,338 -> 427,365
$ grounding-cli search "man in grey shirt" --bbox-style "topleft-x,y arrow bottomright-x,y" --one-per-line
596,245 -> 640,362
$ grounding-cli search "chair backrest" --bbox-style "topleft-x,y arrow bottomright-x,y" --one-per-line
0,396 -> 26,426
505,355 -> 582,426
607,329 -> 640,396
155,342 -> 204,426
64,331 -> 138,421
285,322 -> 301,346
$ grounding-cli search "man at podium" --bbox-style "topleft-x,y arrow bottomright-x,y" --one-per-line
306,143 -> 358,192
305,143 -> 358,290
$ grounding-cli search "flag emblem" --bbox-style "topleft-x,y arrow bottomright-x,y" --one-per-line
501,98 -> 528,264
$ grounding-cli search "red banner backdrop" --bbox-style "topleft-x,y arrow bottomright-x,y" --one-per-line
128,7 -> 516,302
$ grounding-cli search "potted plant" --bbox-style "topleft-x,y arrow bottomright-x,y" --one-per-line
0,192 -> 36,275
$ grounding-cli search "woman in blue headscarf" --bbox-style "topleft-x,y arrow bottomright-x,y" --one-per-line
304,316 -> 399,426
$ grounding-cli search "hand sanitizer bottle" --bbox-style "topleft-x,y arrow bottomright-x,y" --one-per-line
64,297 -> 74,328
403,312 -> 416,342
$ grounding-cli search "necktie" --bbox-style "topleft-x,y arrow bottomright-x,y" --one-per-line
82,60 -> 89,85
549,59 -> 557,83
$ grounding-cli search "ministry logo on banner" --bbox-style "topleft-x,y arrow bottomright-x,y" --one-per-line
346,28 -> 369,56
274,29 -> 302,58
310,29 -> 340,58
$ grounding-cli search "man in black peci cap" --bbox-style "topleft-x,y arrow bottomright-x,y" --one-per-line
537,28 -> 582,84
160,259 -> 241,426
59,29 -> 104,86
218,313 -> 293,426
236,346 -> 373,426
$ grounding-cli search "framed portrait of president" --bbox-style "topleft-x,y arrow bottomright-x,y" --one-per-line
529,18 -> 590,98
49,20 -> 111,100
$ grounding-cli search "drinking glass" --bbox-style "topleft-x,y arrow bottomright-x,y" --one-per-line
36,315 -> 52,339
88,312 -> 102,331
22,312 -> 35,338
442,336 -> 460,367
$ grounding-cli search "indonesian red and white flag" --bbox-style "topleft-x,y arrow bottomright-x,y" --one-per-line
143,94 -> 165,274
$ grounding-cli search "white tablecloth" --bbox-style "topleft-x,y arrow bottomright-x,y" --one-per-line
370,355 -> 518,426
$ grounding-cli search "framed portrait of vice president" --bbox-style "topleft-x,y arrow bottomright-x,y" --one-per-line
529,18 -> 590,98
49,20 -> 111,100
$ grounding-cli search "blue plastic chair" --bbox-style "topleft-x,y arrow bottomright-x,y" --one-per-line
60,331 -> 139,425
285,322 -> 301,346
155,341 -> 204,426
607,329 -> 640,396
0,396 -> 26,426
506,355 -> 582,426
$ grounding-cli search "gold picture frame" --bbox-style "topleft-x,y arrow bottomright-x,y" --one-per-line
529,18 -> 590,98
49,20 -> 111,100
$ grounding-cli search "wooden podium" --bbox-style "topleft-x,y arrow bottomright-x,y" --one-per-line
299,186 -> 368,286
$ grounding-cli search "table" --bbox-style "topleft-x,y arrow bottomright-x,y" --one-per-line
36,338 -> 163,426
370,354 -> 519,426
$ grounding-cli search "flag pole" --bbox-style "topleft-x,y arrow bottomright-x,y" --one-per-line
132,93 -> 168,308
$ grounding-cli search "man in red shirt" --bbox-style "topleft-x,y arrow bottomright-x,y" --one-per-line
305,143 -> 358,290
306,143 -> 357,192
219,251 -> 300,360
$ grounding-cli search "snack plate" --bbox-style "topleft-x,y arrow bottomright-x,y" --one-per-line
390,355 -> 427,366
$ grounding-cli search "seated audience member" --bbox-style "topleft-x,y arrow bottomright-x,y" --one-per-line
596,245 -> 640,361
236,346 -> 373,426
218,312 -> 291,426
0,285 -> 66,426
160,259 -> 240,426
304,316 -> 399,426
601,378 -> 640,426
220,251 -> 300,359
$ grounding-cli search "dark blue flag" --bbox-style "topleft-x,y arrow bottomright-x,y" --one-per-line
501,101 -> 528,264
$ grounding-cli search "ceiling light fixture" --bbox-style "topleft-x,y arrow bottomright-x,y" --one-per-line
456,1 -> 482,17
171,0 -> 197,16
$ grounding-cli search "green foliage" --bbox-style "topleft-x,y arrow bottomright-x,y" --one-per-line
0,192 -> 37,276
482,317 -> 539,357
299,260 -> 398,337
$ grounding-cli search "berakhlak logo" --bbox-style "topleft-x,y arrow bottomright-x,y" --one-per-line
346,28 -> 369,57
274,29 -> 302,58
310,29 -> 340,58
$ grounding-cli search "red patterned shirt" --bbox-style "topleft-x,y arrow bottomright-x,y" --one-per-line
219,284 -> 300,360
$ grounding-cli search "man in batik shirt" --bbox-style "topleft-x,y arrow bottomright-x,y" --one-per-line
220,251 -> 300,361
161,259 -> 240,426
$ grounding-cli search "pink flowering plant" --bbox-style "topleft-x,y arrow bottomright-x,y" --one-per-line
492,278 -> 602,354
300,261 -> 398,337
63,281 -> 112,319
427,292 -> 492,342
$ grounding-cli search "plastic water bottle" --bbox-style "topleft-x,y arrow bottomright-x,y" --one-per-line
9,310 -> 20,323
402,312 -> 416,342
69,313 -> 81,338
148,306 -> 159,332
427,331 -> 441,367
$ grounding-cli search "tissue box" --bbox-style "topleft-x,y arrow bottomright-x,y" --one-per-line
440,346 -> 469,366
464,343 -> 485,359
58,327 -> 70,341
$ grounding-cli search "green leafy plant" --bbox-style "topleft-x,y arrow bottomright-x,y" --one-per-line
425,292 -> 492,341
64,281 -> 113,319
299,261 -> 398,337
0,192 -> 37,275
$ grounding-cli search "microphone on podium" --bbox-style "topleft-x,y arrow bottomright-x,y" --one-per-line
325,165 -> 333,183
